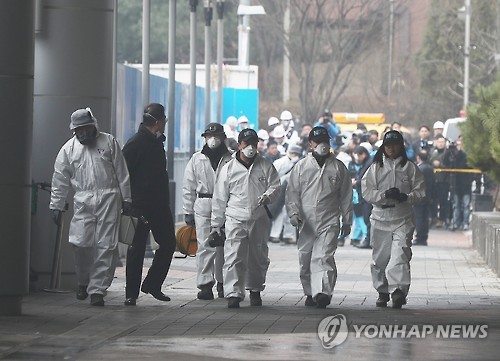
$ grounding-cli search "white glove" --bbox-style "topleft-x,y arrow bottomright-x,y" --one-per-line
290,214 -> 302,227
257,194 -> 271,206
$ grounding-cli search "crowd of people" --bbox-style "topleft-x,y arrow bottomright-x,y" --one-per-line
48,104 -> 479,311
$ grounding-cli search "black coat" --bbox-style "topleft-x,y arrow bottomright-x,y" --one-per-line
122,124 -> 170,208
417,162 -> 435,204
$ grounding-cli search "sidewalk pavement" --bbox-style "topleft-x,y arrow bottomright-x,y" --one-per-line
1,229 -> 500,360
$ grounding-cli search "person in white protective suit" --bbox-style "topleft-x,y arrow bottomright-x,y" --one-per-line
279,110 -> 300,147
269,145 -> 303,244
211,128 -> 281,308
50,108 -> 131,306
286,126 -> 353,308
361,130 -> 425,309
183,122 -> 232,300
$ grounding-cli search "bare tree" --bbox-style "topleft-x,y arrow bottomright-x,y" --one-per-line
255,0 -> 386,121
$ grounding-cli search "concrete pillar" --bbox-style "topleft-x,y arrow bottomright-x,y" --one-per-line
0,1 -> 35,316
31,0 -> 115,290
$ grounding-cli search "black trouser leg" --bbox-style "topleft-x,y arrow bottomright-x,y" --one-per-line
414,204 -> 429,244
142,206 -> 176,291
125,222 -> 149,298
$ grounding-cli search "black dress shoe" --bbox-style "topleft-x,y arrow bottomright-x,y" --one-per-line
90,294 -> 104,306
227,297 -> 241,308
197,284 -> 214,300
249,291 -> 262,306
354,241 -> 372,249
376,292 -> 390,307
316,293 -> 330,308
141,285 -> 171,301
124,298 -> 136,306
76,285 -> 89,300
305,295 -> 317,307
391,289 -> 407,309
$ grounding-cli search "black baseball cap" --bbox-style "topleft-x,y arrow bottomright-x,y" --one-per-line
201,122 -> 225,137
382,130 -> 404,145
238,128 -> 259,143
308,126 -> 330,142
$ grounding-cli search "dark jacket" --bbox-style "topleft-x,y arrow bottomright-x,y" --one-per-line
122,124 -> 170,208
442,148 -> 473,197
417,162 -> 435,204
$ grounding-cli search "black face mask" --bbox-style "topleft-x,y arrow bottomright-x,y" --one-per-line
75,127 -> 97,145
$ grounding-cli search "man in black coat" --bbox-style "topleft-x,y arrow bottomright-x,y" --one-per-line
122,103 -> 176,306
413,151 -> 434,245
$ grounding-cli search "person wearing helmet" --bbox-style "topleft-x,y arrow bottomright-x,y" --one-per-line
50,108 -> 132,306
279,110 -> 300,147
183,123 -> 233,300
314,109 -> 340,150
257,129 -> 269,154
267,116 -> 280,137
361,130 -> 425,309
223,116 -> 238,141
122,103 -> 177,306
433,121 -> 444,138
271,125 -> 288,156
269,144 -> 303,245
237,115 -> 249,132
211,128 -> 281,308
286,126 -> 353,308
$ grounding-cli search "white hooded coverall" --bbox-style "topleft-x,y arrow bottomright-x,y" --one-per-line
182,151 -> 232,288
270,155 -> 297,241
50,132 -> 131,295
211,154 -> 281,300
286,154 -> 353,300
361,155 -> 425,296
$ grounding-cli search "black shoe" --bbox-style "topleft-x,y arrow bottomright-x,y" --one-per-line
337,239 -> 345,247
90,294 -> 104,306
228,297 -> 241,308
305,295 -> 317,307
216,282 -> 224,298
355,241 -> 372,249
412,240 -> 427,246
141,284 -> 171,301
124,297 -> 136,306
197,284 -> 215,300
316,293 -> 330,308
391,289 -> 407,309
376,292 -> 390,307
350,239 -> 360,247
76,285 -> 88,300
250,291 -> 262,306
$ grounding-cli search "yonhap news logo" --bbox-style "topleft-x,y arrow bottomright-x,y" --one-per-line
317,314 -> 349,348
318,314 -> 488,348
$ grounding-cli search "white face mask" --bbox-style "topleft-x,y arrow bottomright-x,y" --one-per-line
242,145 -> 257,158
290,156 -> 300,164
314,142 -> 330,156
206,137 -> 222,149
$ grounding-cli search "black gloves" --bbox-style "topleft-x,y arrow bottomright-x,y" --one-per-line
384,187 -> 401,200
398,193 -> 408,202
384,188 -> 408,202
208,227 -> 226,247
185,214 -> 195,226
340,224 -> 351,238
51,209 -> 62,225
122,201 -> 134,216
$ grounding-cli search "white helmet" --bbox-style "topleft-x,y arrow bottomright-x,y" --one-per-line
359,142 -> 373,153
280,110 -> 293,121
257,129 -> 269,141
433,121 -> 445,130
225,115 -> 238,127
273,125 -> 286,138
237,115 -> 249,124
268,116 -> 280,127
